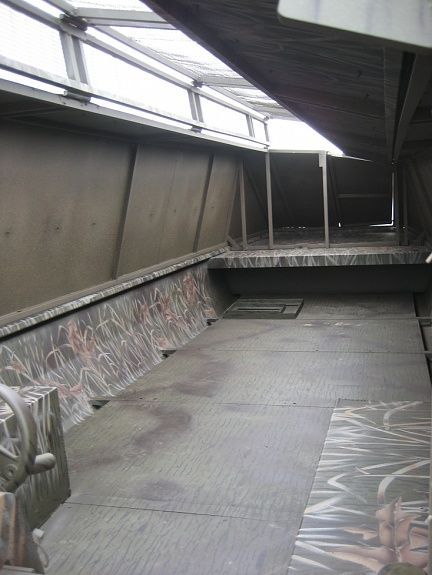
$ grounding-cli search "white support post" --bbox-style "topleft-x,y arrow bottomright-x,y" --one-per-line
239,160 -> 248,249
265,151 -> 274,249
319,152 -> 330,248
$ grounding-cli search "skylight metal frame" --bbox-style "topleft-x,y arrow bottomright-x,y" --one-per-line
0,0 -> 271,145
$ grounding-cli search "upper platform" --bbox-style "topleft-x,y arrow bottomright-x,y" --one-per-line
209,245 -> 430,269
212,226 -> 430,269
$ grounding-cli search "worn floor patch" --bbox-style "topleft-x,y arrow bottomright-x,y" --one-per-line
288,401 -> 430,574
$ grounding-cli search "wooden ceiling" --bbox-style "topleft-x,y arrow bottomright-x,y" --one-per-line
145,0 -> 432,163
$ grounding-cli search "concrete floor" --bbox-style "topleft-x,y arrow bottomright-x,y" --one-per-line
41,293 -> 431,575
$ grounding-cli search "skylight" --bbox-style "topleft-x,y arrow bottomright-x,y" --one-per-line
0,0 -> 343,153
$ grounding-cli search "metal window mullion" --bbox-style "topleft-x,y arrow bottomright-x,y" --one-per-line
264,120 -> 270,143
60,32 -> 88,84
73,37 -> 89,84
194,93 -> 204,123
4,0 -> 268,126
188,90 -> 203,129
195,88 -> 265,122
2,0 -> 268,144
2,0 -> 59,27
43,0 -> 75,13
246,115 -> 255,138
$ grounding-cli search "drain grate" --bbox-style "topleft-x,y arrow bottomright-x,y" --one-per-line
224,297 -> 303,319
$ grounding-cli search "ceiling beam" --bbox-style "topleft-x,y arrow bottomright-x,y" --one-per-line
383,48 -> 404,162
393,54 -> 432,160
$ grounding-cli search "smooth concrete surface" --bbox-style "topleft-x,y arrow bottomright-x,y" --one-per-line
0,123 -> 238,318
41,293 -> 431,575
0,122 -> 131,315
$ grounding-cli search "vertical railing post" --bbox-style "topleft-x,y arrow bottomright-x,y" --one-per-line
392,166 -> 401,245
264,119 -> 270,144
246,115 -> 255,139
402,169 -> 409,245
239,160 -> 248,249
319,152 -> 330,248
265,151 -> 274,249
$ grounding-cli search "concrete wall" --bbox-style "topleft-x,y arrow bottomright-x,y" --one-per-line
0,122 -> 238,318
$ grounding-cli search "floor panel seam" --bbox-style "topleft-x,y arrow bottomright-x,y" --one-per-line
62,500 -> 279,524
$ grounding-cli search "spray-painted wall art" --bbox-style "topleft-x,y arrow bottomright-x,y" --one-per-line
209,246 -> 429,269
0,386 -> 69,528
288,400 -> 430,574
0,262 -> 231,431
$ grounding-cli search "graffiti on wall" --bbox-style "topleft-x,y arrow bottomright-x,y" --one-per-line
0,263 -> 226,431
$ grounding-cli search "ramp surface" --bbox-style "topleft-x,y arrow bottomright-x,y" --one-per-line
41,293 -> 431,574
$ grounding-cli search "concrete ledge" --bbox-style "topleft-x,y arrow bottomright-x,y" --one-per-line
209,246 -> 430,269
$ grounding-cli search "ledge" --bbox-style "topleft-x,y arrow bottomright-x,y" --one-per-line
0,246 -> 226,340
208,246 -> 430,269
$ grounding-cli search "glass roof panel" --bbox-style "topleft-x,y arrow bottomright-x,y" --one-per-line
84,44 -> 192,119
115,28 -> 240,78
0,3 -> 67,77
69,0 -> 151,10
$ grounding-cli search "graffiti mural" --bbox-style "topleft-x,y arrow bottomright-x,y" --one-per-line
289,401 -> 430,574
209,246 -> 429,269
0,386 -> 69,528
0,263 -> 230,431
